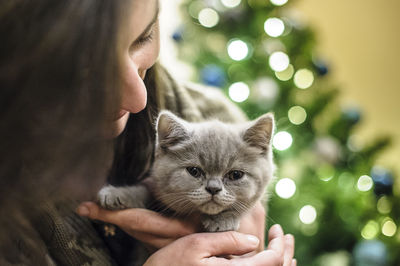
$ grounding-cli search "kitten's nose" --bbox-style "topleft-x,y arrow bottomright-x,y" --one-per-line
206,179 -> 222,195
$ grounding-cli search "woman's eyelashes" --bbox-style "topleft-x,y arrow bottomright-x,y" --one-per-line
135,31 -> 154,47
132,23 -> 157,49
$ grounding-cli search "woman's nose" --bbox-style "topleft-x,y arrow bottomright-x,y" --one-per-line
120,64 -> 148,114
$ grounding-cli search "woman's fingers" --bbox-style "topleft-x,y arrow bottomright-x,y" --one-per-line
268,224 -> 284,243
77,201 -> 195,238
283,234 -> 295,266
267,224 -> 285,258
144,225 -> 295,266
144,232 -> 261,266
202,231 -> 260,257
268,224 -> 295,266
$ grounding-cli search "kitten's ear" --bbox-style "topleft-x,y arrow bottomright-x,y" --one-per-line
243,113 -> 274,153
156,111 -> 190,149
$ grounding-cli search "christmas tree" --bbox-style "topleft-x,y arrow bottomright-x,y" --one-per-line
172,0 -> 399,265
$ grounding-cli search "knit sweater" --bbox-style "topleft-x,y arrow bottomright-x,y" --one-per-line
10,64 -> 246,266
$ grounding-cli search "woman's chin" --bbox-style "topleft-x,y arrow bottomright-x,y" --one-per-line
104,112 -> 130,138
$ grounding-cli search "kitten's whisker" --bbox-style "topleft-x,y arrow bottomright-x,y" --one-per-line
265,214 -> 278,225
231,204 -> 241,215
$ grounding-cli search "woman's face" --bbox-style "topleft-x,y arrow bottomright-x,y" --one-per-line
109,0 -> 160,137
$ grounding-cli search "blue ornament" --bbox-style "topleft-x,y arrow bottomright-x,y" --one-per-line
313,59 -> 329,76
200,64 -> 226,87
371,166 -> 393,196
353,240 -> 387,266
342,107 -> 361,125
172,28 -> 183,42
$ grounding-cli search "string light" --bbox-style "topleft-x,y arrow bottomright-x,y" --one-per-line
221,0 -> 241,8
188,1 -> 205,19
227,39 -> 249,61
317,164 -> 335,182
253,77 -> 279,104
270,0 -> 289,6
288,106 -> 307,125
338,172 -> 355,189
361,220 -> 379,239
228,82 -> 250,102
198,8 -> 219,28
264,18 -> 285,37
382,218 -> 397,237
269,51 -> 290,72
275,64 -> 294,81
347,134 -> 363,152
377,196 -> 392,214
273,131 -> 293,151
264,39 -> 286,54
275,178 -> 296,199
299,205 -> 317,224
294,69 -> 314,89
301,223 -> 319,236
357,175 -> 373,192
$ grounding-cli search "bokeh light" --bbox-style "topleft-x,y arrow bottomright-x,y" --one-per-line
294,68 -> 314,89
377,196 -> 392,214
317,164 -> 335,182
221,0 -> 241,8
361,220 -> 379,239
357,175 -> 373,192
264,39 -> 286,54
299,205 -> 317,224
252,77 -> 279,105
382,218 -> 397,237
270,0 -> 289,6
273,131 -> 293,151
198,8 -> 219,28
264,18 -> 285,37
188,1 -> 205,19
227,39 -> 249,61
275,64 -> 294,81
300,223 -> 319,236
275,178 -> 296,199
288,106 -> 307,125
228,82 -> 250,102
269,51 -> 290,72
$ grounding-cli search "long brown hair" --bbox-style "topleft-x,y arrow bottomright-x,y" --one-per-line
0,0 -> 133,262
108,65 -> 160,186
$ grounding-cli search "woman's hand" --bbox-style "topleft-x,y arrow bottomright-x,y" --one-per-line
145,224 -> 296,266
77,201 -> 197,248
78,202 -> 295,265
238,201 -> 266,252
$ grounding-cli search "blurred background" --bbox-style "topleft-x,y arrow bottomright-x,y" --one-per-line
159,0 -> 400,265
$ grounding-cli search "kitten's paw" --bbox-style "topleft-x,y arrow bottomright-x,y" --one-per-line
97,186 -> 130,210
202,215 -> 240,232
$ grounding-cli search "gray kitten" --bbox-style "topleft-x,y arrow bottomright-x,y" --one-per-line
98,110 -> 274,232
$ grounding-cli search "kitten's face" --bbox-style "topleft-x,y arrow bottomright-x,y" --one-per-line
151,111 -> 274,216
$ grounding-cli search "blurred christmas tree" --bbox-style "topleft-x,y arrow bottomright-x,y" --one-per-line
174,0 -> 400,265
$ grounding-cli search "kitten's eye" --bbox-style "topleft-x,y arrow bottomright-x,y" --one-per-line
226,170 -> 244,181
186,167 -> 203,178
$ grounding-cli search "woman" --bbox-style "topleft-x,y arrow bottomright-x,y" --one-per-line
0,0 -> 295,265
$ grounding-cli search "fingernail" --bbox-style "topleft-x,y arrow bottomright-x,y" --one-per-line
272,224 -> 283,233
77,205 -> 90,217
246,235 -> 260,246
285,234 -> 294,242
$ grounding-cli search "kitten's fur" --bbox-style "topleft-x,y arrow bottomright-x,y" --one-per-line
98,110 -> 274,232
